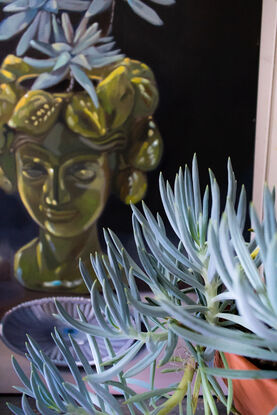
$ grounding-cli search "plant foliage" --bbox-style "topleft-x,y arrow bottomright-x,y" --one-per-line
9,156 -> 277,414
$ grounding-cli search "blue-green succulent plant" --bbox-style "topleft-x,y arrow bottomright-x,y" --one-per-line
0,0 -> 90,55
85,0 -> 175,25
0,0 -> 175,102
8,156 -> 277,415
24,13 -> 124,106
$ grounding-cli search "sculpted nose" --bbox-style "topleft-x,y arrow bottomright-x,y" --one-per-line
43,168 -> 70,206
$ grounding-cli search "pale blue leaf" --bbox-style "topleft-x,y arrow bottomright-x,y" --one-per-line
226,158 -> 237,206
44,0 -> 58,13
3,0 -> 28,12
106,380 -> 149,413
52,14 -> 65,42
205,367 -> 277,380
79,259 -> 93,291
11,356 -> 32,394
71,54 -> 91,70
186,383 -> 193,415
29,0 -> 45,7
68,335 -> 94,375
78,21 -> 99,43
97,35 -> 113,43
237,185 -> 247,231
43,364 -> 67,412
226,199 -> 264,291
127,0 -> 163,25
86,0 -> 112,17
52,42 -> 72,53
86,381 -> 123,415
53,51 -> 71,70
74,15 -> 89,43
265,235 -> 277,314
0,10 -> 36,40
23,56 -> 56,68
149,0 -> 174,4
37,10 -> 51,42
124,387 -> 176,404
97,41 -> 115,53
170,322 -> 277,361
269,406 -> 277,415
6,403 -> 24,415
263,185 -> 276,245
63,383 -> 96,414
107,228 -> 149,283
57,0 -> 90,11
54,300 -> 126,338
70,63 -> 98,107
12,386 -> 34,397
30,39 -> 56,56
52,328 -> 89,399
73,29 -> 101,55
123,341 -> 165,378
36,401 -> 58,415
127,292 -> 168,318
159,329 -> 178,366
31,66 -> 68,90
209,169 -> 220,229
192,154 -> 202,220
16,11 -> 40,55
61,12 -> 73,43
22,394 -> 37,415
85,341 -> 144,383
82,46 -> 102,57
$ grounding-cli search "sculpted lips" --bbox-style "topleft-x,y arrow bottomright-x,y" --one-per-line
40,206 -> 78,222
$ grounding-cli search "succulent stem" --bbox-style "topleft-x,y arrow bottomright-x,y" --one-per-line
156,357 -> 196,415
66,72 -> 75,93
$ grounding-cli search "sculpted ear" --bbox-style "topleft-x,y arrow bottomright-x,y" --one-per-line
0,125 -> 17,193
114,116 -> 163,205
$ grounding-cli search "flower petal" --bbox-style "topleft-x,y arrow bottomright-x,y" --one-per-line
0,10 -> 37,40
127,0 -> 163,25
70,63 -> 98,107
16,11 -> 40,55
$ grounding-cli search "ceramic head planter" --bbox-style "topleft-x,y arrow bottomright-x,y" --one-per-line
0,0 -> 174,293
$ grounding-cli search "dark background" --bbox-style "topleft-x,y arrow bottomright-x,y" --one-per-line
0,0 -> 262,259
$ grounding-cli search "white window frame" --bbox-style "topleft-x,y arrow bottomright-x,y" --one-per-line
253,0 -> 277,217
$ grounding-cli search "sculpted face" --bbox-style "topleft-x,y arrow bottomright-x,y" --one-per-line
15,123 -> 112,238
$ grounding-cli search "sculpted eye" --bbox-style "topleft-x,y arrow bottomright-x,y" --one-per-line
22,163 -> 47,179
69,162 -> 96,182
